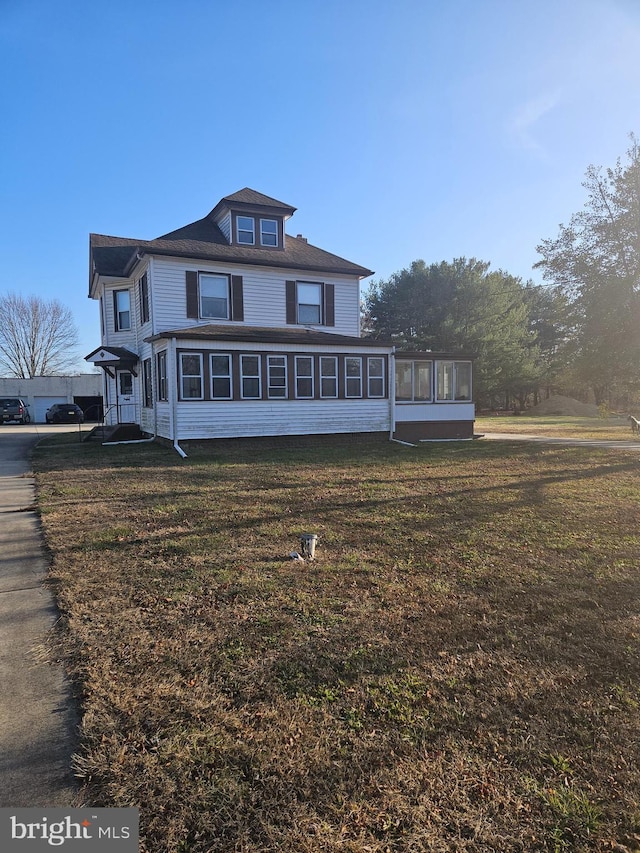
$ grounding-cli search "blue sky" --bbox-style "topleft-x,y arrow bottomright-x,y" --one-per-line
1,0 -> 639,373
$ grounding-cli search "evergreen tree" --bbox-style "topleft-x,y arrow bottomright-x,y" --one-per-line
364,258 -> 538,407
535,135 -> 640,405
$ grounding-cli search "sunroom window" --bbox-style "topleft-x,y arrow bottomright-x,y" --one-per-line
241,354 -> 261,399
395,361 -> 432,402
368,357 -> 385,397
267,355 -> 287,398
320,357 -> 338,398
436,361 -> 472,401
345,357 -> 362,398
211,354 -> 232,399
295,356 -> 314,398
180,353 -> 203,399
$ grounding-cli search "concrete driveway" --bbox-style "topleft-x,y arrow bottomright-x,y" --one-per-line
0,423 -> 81,806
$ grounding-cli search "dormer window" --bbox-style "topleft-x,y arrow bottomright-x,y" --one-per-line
237,216 -> 255,245
260,218 -> 278,247
232,213 -> 282,248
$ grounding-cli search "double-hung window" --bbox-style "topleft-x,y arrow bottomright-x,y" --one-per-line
237,216 -> 255,245
295,356 -> 314,398
180,353 -> 203,400
395,361 -> 432,402
368,357 -> 385,397
241,354 -> 261,399
320,357 -> 338,398
436,361 -> 472,401
297,282 -> 322,324
157,351 -> 167,401
345,357 -> 362,398
211,354 -> 232,399
267,355 -> 287,398
114,289 -> 131,332
260,219 -> 278,247
200,274 -> 229,320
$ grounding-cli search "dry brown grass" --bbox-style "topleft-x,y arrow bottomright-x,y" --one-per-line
34,434 -> 640,852
476,414 -> 636,441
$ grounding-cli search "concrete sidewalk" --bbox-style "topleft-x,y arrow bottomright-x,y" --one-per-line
0,426 -> 78,807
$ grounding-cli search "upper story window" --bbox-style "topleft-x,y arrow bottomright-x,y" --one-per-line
186,271 -> 244,322
232,214 -> 281,247
297,283 -> 322,324
114,289 -> 131,332
260,219 -> 278,247
286,280 -> 334,327
200,273 -> 230,320
237,216 -> 255,245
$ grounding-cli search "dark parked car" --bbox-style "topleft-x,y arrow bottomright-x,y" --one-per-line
0,398 -> 31,424
45,403 -> 85,424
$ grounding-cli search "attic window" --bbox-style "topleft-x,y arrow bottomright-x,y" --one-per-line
260,219 -> 278,247
237,216 -> 255,245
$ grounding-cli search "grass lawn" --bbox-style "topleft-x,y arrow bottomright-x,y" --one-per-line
34,433 -> 640,852
475,414 -> 636,442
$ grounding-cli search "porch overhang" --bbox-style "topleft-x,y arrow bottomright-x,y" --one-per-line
85,346 -> 139,378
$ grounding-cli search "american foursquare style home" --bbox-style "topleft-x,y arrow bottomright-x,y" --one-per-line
86,189 -> 474,450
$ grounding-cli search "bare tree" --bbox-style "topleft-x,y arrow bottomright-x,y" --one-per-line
0,292 -> 80,377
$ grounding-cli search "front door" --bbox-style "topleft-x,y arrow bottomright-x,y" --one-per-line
117,370 -> 137,422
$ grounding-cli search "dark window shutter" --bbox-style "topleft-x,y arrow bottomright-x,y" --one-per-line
324,283 -> 335,327
231,275 -> 244,321
140,273 -> 149,324
285,280 -> 297,324
186,271 -> 199,319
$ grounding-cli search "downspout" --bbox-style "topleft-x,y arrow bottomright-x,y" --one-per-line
170,335 -> 187,458
389,346 -> 396,441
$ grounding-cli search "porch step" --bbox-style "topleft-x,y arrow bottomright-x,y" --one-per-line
83,423 -> 146,443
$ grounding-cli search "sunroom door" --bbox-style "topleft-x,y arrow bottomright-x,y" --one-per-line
117,370 -> 137,422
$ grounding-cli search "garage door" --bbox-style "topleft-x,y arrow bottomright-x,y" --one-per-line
34,396 -> 68,423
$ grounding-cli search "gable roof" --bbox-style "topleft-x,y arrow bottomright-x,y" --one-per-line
90,188 -> 373,289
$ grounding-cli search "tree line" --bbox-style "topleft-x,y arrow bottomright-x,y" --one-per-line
364,135 -> 640,411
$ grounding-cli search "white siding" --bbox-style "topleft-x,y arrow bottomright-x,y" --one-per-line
170,399 -> 390,441
103,280 -> 138,351
151,257 -> 363,336
216,212 -> 231,242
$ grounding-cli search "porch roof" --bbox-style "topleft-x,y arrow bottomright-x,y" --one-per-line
145,325 -> 394,349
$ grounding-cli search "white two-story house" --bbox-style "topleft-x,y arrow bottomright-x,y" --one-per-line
86,188 -> 475,448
